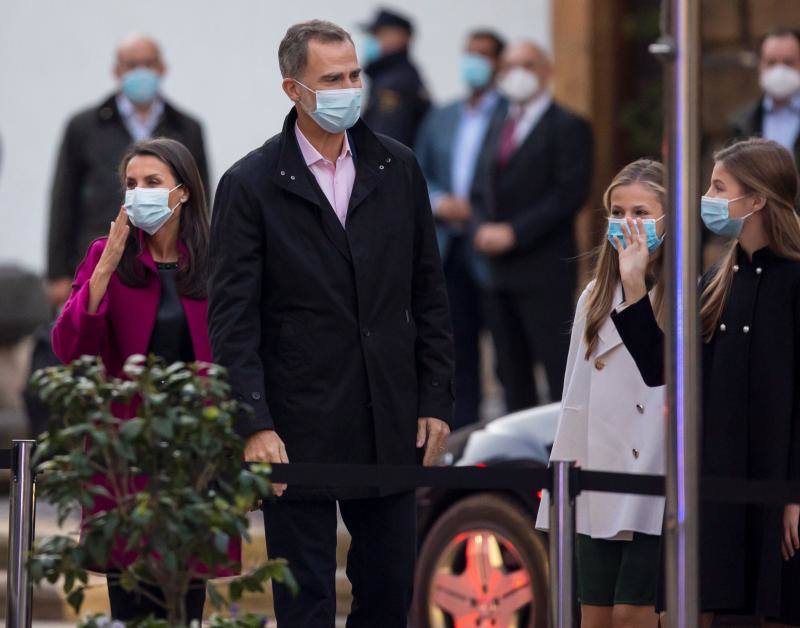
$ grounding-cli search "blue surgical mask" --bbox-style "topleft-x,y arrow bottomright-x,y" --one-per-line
462,53 -> 493,89
121,68 -> 161,105
700,195 -> 752,238
124,184 -> 183,235
294,80 -> 362,134
607,216 -> 665,253
361,34 -> 382,65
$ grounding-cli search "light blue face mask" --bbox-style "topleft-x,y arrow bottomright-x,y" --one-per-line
607,216 -> 665,253
294,80 -> 362,134
121,68 -> 161,105
361,34 -> 382,65
462,53 -> 493,89
124,184 -> 182,235
700,194 -> 751,238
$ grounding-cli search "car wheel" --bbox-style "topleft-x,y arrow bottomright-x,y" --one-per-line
412,492 -> 548,628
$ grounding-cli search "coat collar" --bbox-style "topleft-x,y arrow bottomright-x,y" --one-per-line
95,92 -> 178,130
270,108 -> 395,262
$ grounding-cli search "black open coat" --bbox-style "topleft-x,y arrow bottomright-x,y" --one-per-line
208,109 -> 454,499
612,246 -> 800,619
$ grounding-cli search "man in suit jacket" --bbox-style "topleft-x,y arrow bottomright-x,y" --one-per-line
731,27 -> 800,163
47,34 -> 209,306
471,41 -> 593,412
207,20 -> 454,627
415,29 -> 506,428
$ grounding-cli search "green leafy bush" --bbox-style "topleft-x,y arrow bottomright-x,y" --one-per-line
29,354 -> 295,626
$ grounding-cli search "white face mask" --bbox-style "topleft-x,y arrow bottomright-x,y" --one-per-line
498,67 -> 540,103
760,64 -> 800,100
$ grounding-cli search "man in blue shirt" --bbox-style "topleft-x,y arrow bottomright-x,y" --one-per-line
416,30 -> 506,428
732,27 -> 800,163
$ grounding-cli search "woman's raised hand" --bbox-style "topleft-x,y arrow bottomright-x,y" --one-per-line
613,217 -> 649,305
87,207 -> 129,314
96,207 -> 131,276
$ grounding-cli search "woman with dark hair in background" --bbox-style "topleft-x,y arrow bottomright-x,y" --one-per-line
51,138 -> 234,622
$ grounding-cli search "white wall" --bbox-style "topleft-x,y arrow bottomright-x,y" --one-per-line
0,0 -> 550,273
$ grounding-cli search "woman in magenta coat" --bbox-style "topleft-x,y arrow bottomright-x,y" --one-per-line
52,138 -> 237,623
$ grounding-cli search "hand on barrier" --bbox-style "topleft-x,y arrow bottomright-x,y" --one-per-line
782,503 -> 800,561
417,417 -> 450,467
244,429 -> 289,497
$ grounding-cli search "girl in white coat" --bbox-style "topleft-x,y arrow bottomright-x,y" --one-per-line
536,160 -> 667,628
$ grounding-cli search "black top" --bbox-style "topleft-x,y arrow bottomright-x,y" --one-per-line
611,245 -> 800,618
147,262 -> 194,364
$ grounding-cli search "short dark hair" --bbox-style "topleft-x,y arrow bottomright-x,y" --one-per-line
758,27 -> 800,56
279,20 -> 354,79
468,29 -> 506,59
117,138 -> 210,299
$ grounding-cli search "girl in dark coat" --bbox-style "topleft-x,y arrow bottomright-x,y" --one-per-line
610,138 -> 800,626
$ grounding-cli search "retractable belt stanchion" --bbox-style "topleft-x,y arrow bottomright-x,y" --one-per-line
7,439 -> 36,628
549,460 -> 575,628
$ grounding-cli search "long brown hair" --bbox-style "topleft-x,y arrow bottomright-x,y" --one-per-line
584,159 -> 666,359
116,138 -> 210,299
700,138 -> 800,339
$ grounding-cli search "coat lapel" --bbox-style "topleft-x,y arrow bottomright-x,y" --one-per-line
505,102 -> 554,169
596,285 -> 625,357
346,119 -> 394,218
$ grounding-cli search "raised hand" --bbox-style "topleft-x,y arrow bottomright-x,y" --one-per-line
613,217 -> 649,305
87,207 -> 130,314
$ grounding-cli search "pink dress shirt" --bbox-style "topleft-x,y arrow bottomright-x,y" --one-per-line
294,123 -> 356,226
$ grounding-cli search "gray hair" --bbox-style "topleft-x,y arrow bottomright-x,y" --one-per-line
278,20 -> 354,79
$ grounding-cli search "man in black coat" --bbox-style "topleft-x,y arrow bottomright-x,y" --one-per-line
207,20 -> 454,627
360,9 -> 430,147
471,41 -> 593,411
47,34 -> 209,306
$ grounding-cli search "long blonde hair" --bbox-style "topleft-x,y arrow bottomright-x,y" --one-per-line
584,159 -> 666,359
700,138 -> 800,340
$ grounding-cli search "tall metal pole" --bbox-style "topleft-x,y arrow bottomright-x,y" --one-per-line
7,439 -> 36,628
549,460 -> 575,628
650,0 -> 701,626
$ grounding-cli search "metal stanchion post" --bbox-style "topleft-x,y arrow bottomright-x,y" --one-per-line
549,460 -> 575,628
650,1 -> 701,625
7,439 -> 36,628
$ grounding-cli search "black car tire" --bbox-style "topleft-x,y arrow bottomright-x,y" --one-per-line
412,492 -> 549,628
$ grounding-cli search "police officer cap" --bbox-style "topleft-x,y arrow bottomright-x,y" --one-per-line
362,8 -> 414,35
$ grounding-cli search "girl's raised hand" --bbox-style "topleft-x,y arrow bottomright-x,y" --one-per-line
613,216 -> 649,305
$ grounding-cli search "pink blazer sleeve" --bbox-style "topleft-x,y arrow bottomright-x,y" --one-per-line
51,239 -> 111,364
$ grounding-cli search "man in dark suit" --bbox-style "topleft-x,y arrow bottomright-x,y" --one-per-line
471,40 -> 593,411
207,20 -> 454,627
47,34 -> 209,306
415,29 -> 506,428
731,27 -> 800,163
360,9 -> 430,147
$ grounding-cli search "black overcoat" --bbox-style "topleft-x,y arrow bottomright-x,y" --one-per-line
612,246 -> 800,618
207,109 -> 455,499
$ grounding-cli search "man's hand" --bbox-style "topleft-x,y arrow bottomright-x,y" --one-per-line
244,429 -> 289,497
417,417 -> 450,467
47,277 -> 73,308
436,195 -> 472,224
474,222 -> 516,256
783,503 -> 800,560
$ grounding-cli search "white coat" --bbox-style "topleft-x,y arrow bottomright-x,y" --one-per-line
536,282 -> 665,539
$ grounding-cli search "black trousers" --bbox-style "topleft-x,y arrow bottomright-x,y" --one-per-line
485,288 -> 572,411
263,491 -> 416,627
443,237 -> 483,429
107,576 -> 206,623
